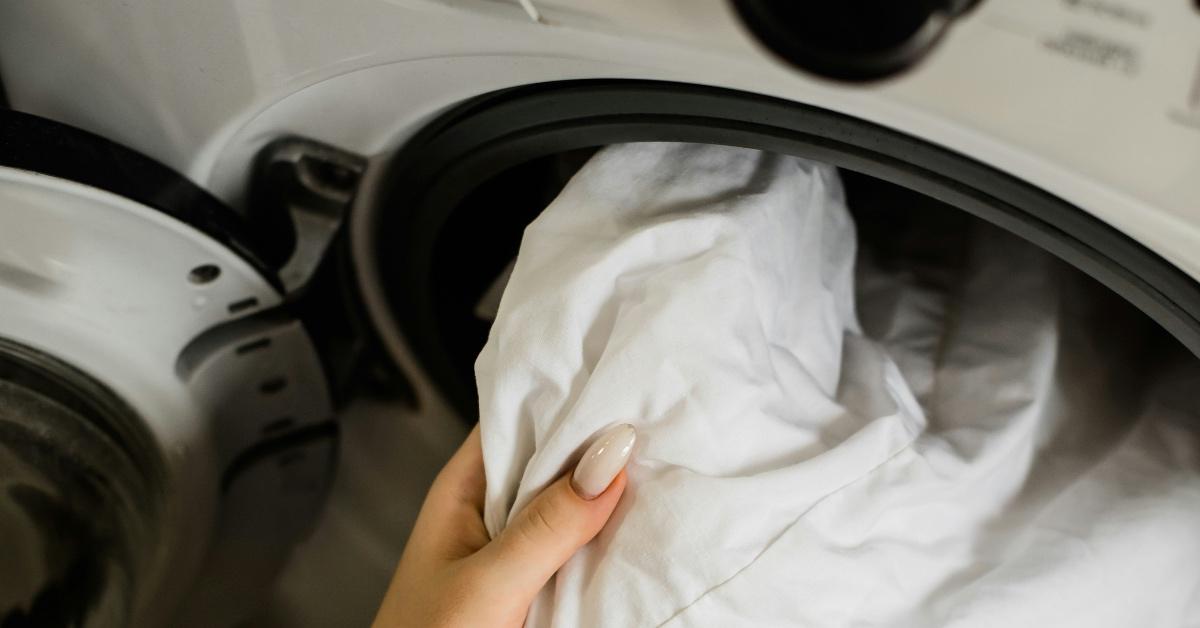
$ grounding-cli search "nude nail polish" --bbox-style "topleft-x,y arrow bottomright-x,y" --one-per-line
571,423 -> 638,500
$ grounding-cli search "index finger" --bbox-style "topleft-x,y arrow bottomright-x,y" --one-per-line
408,424 -> 491,561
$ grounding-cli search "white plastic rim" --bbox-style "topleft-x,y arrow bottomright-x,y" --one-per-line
0,166 -> 281,625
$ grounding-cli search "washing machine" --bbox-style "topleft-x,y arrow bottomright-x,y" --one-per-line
1,0 -> 1199,625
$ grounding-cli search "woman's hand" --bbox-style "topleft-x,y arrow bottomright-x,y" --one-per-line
373,423 -> 637,628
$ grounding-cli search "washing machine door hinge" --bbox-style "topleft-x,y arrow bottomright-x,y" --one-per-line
248,137 -> 367,295
246,137 -> 406,405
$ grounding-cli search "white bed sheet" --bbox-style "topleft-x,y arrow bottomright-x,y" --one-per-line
477,143 -> 1200,627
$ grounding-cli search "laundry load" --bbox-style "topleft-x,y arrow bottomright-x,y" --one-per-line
477,143 -> 1200,627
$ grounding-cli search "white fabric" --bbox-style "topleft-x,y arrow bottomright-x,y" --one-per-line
477,143 -> 1200,627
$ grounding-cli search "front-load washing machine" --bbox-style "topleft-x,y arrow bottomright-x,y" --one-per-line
1,0 -> 1199,625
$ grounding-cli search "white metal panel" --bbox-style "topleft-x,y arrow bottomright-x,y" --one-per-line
6,0 -> 1193,275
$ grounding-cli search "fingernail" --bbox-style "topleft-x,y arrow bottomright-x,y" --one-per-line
571,423 -> 637,500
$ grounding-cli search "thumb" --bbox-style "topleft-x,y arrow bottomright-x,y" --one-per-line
477,424 -> 637,596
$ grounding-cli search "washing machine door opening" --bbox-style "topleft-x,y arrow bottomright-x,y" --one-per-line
368,80 -> 1200,419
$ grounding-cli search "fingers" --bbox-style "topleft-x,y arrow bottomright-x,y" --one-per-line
377,423 -> 638,627
570,423 -> 637,499
434,424 -> 487,513
476,424 -> 637,596
407,424 -> 492,562
480,470 -> 627,597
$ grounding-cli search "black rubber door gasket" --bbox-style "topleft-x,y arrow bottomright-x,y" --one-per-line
0,109 -> 286,287
370,80 -> 1200,416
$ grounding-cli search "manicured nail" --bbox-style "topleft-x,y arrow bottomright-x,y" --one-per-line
571,423 -> 637,500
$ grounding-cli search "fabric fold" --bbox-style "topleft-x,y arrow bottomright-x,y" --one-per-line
477,143 -> 1200,627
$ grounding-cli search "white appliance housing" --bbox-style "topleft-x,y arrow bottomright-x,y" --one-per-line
1,0 -> 1198,624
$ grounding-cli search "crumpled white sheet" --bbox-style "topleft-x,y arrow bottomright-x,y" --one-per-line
477,143 -> 1200,627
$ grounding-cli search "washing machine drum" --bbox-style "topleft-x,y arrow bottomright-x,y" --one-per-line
0,340 -> 163,627
368,81 -> 1200,417
0,111 -> 338,627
